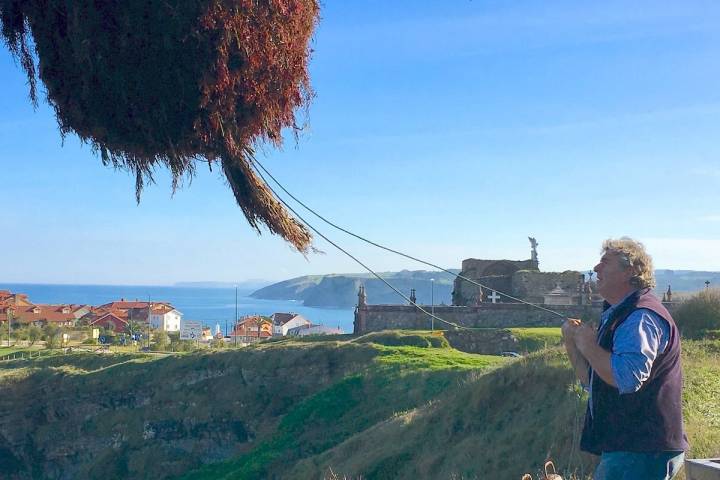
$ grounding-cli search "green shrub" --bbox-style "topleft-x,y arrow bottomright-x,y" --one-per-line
353,331 -> 449,349
43,325 -> 62,349
675,289 -> 720,339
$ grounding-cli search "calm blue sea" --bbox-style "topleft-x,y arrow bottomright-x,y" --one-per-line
0,283 -> 355,334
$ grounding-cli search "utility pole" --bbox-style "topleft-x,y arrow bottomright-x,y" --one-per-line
147,295 -> 151,350
234,285 -> 238,347
7,310 -> 12,347
430,278 -> 435,332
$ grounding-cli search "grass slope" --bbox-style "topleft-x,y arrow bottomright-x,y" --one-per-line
1,331 -> 717,480
182,332 -> 720,480
179,331 -> 506,479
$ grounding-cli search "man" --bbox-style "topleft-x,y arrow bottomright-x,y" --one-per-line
563,238 -> 688,480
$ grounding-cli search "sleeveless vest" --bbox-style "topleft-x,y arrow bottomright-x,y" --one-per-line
580,288 -> 689,454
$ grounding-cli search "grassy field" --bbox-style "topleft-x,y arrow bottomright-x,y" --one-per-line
1,329 -> 717,480
180,331 -> 719,480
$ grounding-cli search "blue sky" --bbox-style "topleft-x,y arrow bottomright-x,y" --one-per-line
2,0 -> 720,285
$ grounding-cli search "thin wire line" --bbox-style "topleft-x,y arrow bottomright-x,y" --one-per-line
251,157 -> 569,320
252,165 -> 468,330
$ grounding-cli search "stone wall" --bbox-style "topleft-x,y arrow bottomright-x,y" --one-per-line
355,303 -> 602,333
354,301 -> 680,334
511,270 -> 584,303
453,258 -> 538,306
443,329 -> 522,355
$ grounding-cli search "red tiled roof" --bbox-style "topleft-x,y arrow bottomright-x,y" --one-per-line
89,312 -> 129,331
5,304 -> 77,325
99,301 -> 152,310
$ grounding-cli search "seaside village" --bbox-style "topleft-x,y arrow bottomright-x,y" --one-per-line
0,290 -> 341,350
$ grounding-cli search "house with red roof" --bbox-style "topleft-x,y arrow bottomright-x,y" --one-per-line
230,315 -> 272,343
3,304 -> 77,327
97,299 -> 181,332
88,311 -> 129,332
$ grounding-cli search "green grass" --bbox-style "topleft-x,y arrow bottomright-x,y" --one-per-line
374,345 -> 505,371
3,330 -> 717,480
508,327 -> 563,352
183,334 -> 719,480
180,331 -> 505,480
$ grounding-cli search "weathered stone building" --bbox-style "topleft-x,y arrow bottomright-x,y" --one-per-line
354,239 -> 602,334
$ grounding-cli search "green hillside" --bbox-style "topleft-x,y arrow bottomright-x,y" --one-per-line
250,270 -> 459,307
1,332 -> 718,480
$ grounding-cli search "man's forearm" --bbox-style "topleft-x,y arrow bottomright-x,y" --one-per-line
565,341 -> 590,386
576,340 -> 616,387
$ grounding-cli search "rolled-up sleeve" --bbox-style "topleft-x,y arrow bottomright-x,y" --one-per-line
610,309 -> 669,394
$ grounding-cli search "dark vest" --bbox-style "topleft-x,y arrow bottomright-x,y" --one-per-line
580,288 -> 689,454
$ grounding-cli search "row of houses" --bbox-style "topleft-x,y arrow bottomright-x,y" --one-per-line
0,290 -> 183,332
1,290 -> 343,342
223,313 -> 343,343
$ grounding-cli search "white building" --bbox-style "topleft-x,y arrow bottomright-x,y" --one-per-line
271,312 -> 311,336
149,304 -> 182,332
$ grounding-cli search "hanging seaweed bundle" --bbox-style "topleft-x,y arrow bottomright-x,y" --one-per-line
1,0 -> 319,251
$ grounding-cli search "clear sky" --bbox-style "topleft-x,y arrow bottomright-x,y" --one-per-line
2,0 -> 720,285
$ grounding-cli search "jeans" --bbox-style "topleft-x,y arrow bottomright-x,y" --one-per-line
593,451 -> 685,480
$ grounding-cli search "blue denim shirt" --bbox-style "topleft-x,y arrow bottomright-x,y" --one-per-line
591,291 -> 671,396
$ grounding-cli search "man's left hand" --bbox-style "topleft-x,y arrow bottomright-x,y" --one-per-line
574,322 -> 597,354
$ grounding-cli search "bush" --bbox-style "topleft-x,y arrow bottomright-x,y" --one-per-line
675,289 -> 720,338
152,331 -> 170,351
43,324 -> 62,349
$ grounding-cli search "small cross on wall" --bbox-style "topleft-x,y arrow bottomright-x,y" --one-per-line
488,290 -> 501,303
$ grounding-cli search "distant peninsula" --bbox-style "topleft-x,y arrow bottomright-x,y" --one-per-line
250,269 -> 459,308
251,269 -> 720,309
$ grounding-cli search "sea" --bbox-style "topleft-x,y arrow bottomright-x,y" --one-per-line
0,283 -> 355,334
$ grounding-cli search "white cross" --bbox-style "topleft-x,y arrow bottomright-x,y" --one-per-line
488,290 -> 501,303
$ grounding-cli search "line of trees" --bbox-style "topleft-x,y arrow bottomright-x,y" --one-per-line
675,288 -> 720,339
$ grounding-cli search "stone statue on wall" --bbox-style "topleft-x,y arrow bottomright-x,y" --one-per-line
528,236 -> 539,263
666,285 -> 672,302
474,287 -> 485,306
409,288 -> 417,305
358,285 -> 367,308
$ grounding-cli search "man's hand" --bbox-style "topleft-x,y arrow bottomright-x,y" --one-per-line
562,318 -> 590,385
573,321 -> 617,387
562,318 -> 582,343
574,322 -> 597,355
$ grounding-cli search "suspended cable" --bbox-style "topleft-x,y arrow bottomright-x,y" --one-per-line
251,158 -> 569,320
252,164 -> 469,330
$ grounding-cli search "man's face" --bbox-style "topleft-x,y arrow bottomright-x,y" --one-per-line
593,251 -> 634,302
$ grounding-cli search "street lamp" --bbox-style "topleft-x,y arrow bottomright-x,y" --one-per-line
430,278 -> 435,332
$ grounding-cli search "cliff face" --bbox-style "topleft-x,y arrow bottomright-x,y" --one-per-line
0,345 -> 377,480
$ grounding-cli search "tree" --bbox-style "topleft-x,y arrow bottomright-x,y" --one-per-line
27,325 -> 42,346
43,324 -> 62,349
12,326 -> 29,343
168,332 -> 196,352
152,330 -> 170,351
0,321 -> 8,346
674,288 -> 720,338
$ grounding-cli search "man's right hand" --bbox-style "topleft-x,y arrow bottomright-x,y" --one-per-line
561,318 -> 582,342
